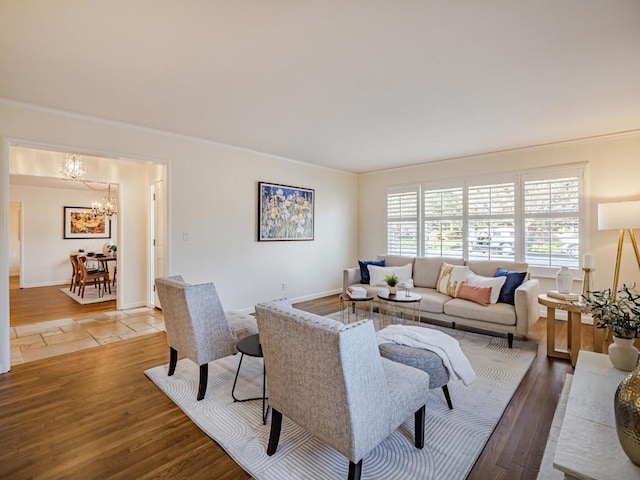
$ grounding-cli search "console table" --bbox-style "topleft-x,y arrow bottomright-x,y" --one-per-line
554,350 -> 640,479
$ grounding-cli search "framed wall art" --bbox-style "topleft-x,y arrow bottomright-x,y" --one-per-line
63,206 -> 111,239
258,182 -> 314,241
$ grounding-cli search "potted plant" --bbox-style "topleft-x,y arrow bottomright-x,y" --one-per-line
582,284 -> 640,371
384,273 -> 399,295
108,244 -> 117,256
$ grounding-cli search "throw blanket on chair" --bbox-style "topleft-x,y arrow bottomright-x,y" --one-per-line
376,325 -> 477,386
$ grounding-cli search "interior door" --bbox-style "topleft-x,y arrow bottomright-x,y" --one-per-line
151,180 -> 167,307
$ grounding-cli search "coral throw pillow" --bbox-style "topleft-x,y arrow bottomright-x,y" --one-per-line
436,263 -> 470,297
456,282 -> 492,306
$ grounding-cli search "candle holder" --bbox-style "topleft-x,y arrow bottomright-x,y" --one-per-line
582,267 -> 594,301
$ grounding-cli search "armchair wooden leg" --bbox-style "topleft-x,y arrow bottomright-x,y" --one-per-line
415,405 -> 426,449
508,333 -> 514,349
197,364 -> 208,401
348,460 -> 362,480
442,385 -> 453,410
267,409 -> 282,456
168,347 -> 178,376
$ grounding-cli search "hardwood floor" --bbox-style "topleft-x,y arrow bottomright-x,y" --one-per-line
1,293 -> 581,479
10,276 -> 117,327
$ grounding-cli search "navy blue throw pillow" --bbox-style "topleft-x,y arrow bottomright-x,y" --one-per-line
494,268 -> 527,305
358,259 -> 385,284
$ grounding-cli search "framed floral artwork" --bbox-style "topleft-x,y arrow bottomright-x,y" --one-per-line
258,182 -> 314,241
63,206 -> 111,239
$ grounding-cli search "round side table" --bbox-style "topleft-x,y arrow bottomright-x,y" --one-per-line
377,291 -> 422,328
339,293 -> 375,324
231,333 -> 270,424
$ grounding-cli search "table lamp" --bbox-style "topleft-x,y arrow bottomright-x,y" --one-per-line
598,200 -> 640,293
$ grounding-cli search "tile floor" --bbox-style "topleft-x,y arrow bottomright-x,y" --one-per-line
10,307 -> 165,366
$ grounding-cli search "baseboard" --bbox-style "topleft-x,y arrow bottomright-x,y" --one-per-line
20,280 -> 68,288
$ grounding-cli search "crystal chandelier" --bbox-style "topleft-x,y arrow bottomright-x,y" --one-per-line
91,183 -> 118,218
60,153 -> 87,181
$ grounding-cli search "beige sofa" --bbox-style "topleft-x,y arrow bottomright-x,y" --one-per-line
343,255 -> 540,347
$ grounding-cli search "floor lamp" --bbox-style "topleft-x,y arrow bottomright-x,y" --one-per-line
598,200 -> 640,294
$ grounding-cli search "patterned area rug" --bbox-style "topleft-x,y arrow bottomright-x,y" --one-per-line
145,319 -> 536,480
60,286 -> 116,304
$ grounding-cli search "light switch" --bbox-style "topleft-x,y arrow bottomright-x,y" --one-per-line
183,231 -> 190,241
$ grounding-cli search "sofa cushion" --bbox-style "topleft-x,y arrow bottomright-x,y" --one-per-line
495,268 -> 528,305
456,282 -> 491,306
413,257 -> 465,288
378,255 -> 416,268
368,263 -> 413,287
466,260 -> 528,278
465,272 -> 506,304
436,263 -> 469,297
358,259 -> 385,284
444,298 -> 516,326
412,287 -> 451,313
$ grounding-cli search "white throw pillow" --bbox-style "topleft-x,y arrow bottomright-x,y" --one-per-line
368,263 -> 413,287
465,272 -> 507,304
436,263 -> 470,297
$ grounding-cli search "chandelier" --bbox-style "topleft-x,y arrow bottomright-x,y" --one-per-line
60,153 -> 87,181
91,183 -> 118,218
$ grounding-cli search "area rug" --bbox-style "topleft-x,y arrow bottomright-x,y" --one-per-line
145,320 -> 537,480
60,286 -> 116,304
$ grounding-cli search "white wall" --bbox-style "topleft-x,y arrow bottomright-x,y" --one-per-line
8,202 -> 19,275
358,133 -> 640,292
0,100 -> 358,373
9,184 -> 119,287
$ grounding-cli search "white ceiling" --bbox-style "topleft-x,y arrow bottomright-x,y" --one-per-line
1,1 -> 639,173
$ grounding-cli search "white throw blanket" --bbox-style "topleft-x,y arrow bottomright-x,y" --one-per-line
377,325 -> 477,386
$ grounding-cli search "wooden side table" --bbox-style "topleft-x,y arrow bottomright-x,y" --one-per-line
538,294 -> 604,367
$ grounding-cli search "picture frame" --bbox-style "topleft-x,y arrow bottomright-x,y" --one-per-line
258,182 -> 314,241
63,206 -> 111,239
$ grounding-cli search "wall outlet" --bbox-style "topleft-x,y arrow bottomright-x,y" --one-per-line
281,282 -> 287,292
182,231 -> 190,241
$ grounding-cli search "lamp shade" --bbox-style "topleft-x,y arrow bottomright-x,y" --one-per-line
598,201 -> 640,230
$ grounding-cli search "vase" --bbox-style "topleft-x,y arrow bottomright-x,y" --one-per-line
555,266 -> 573,294
615,365 -> 640,465
388,286 -> 397,295
609,336 -> 640,371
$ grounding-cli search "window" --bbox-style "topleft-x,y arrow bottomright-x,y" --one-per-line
524,175 -> 580,267
423,186 -> 463,257
385,167 -> 583,267
467,182 -> 515,261
386,186 -> 418,256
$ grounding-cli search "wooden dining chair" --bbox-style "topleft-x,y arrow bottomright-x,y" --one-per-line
69,255 -> 80,292
77,256 -> 110,298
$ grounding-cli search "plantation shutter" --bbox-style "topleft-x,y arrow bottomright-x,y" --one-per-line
467,181 -> 516,261
423,186 -> 464,257
524,173 -> 581,267
387,186 -> 419,256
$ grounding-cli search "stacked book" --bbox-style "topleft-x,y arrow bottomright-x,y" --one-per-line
547,290 -> 580,301
347,286 -> 367,299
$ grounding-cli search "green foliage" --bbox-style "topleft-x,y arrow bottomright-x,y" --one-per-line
384,273 -> 399,287
582,285 -> 640,339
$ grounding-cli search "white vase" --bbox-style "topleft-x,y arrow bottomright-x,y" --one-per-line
388,286 -> 397,295
556,266 -> 573,294
609,336 -> 640,371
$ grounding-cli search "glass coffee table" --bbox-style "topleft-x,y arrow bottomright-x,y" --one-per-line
339,293 -> 375,324
377,291 -> 422,327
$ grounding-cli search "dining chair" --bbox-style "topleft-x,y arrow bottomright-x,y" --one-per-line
69,255 -> 80,292
77,256 -> 110,298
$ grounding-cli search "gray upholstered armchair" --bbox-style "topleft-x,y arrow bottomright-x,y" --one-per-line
255,300 -> 431,480
155,276 -> 257,401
